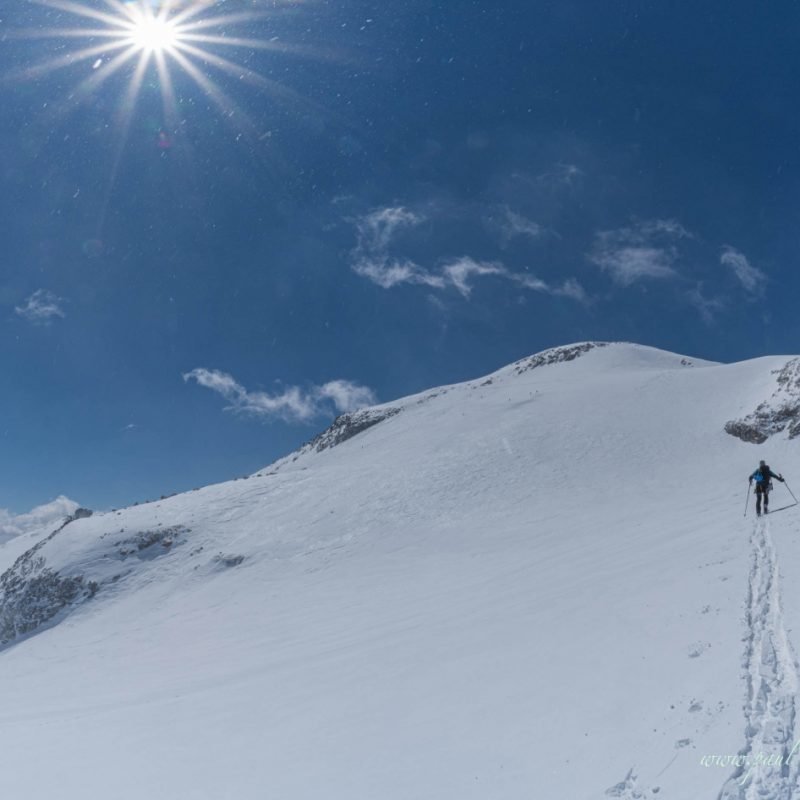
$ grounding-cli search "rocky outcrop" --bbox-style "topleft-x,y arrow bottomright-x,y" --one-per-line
111,526 -> 188,560
512,342 -> 610,376
302,407 -> 402,453
724,421 -> 768,445
725,358 -> 800,444
0,563 -> 97,646
0,521 -> 97,646
0,522 -> 189,648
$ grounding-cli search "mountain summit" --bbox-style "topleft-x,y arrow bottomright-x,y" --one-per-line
0,341 -> 798,799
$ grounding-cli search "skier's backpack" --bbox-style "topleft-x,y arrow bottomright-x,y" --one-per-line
754,471 -> 765,484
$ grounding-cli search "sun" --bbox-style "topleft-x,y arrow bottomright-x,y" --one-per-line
126,9 -> 180,55
11,0 -> 308,141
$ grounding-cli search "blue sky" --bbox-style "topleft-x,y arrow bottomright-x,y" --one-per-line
1,0 -> 798,511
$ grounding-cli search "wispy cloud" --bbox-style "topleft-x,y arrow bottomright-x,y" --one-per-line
357,206 -> 422,252
15,289 -> 65,325
687,284 -> 726,325
0,495 -> 78,541
351,206 -> 445,290
352,258 -> 445,290
314,380 -> 376,413
501,209 -> 545,242
589,219 -> 691,286
439,257 -> 589,302
592,246 -> 676,286
721,246 -> 766,294
183,368 -> 377,423
554,278 -> 590,303
442,258 -> 506,298
350,206 -> 587,302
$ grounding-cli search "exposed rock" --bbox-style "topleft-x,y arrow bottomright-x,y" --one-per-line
0,523 -> 189,648
723,421 -> 768,445
725,358 -> 800,443
512,342 -> 610,376
303,407 -> 402,453
215,554 -> 245,568
0,565 -> 97,645
114,526 -> 188,559
0,523 -> 96,646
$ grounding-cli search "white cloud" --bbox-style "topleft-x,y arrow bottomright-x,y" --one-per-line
350,206 -> 587,302
592,245 -> 676,286
513,273 -> 551,293
357,206 -> 423,252
0,495 -> 79,541
184,368 -> 377,423
442,258 -> 506,298
501,209 -> 544,242
352,257 -> 445,290
351,206 -> 445,290
511,272 -> 589,303
721,246 -> 766,293
15,289 -> 66,325
315,380 -> 377,414
589,219 -> 690,286
438,257 -> 589,303
553,278 -> 590,303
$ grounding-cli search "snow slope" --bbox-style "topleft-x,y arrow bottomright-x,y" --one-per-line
1,342 -> 800,799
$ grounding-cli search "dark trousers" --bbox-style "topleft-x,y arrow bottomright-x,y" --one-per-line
756,484 -> 770,514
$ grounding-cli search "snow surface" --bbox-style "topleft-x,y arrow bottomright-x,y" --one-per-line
1,341 -> 799,799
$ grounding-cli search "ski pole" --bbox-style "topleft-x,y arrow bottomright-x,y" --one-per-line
784,480 -> 798,504
744,482 -> 751,517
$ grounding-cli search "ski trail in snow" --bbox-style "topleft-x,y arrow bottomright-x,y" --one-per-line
718,519 -> 800,800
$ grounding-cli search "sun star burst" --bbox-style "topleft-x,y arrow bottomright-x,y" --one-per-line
127,9 -> 180,55
12,0 -> 310,141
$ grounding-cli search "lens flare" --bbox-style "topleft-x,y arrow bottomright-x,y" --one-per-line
10,0 -> 316,140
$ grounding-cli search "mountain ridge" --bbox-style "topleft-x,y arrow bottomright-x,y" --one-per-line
0,340 -> 798,798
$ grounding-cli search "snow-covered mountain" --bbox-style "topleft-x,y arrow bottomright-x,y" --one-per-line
2,341 -> 800,799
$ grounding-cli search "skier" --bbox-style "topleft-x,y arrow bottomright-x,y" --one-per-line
749,460 -> 784,516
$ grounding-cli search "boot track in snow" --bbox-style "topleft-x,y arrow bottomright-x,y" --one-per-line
718,520 -> 800,799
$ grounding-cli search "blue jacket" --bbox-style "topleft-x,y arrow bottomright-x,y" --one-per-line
750,465 -> 784,485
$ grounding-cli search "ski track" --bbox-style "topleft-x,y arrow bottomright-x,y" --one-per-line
718,519 -> 800,800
